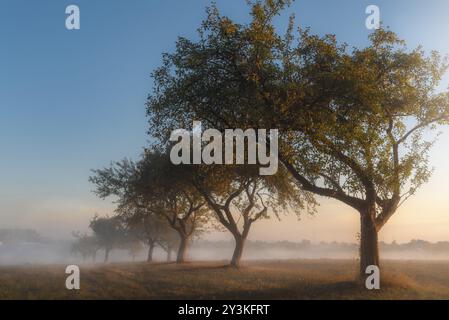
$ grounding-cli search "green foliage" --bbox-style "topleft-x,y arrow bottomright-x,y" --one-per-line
146,0 -> 449,232
89,151 -> 209,261
135,150 -> 210,238
89,215 -> 127,251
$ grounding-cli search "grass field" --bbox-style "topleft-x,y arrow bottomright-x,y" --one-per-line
1,260 -> 449,300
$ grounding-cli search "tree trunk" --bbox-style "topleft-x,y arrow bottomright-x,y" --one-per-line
104,248 -> 110,263
177,236 -> 189,263
230,235 -> 246,268
167,246 -> 172,262
147,242 -> 155,262
359,207 -> 380,281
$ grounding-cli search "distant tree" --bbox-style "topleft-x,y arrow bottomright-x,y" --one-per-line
122,208 -> 174,262
126,239 -> 144,261
0,229 -> 44,244
158,227 -> 180,262
89,215 -> 127,263
90,154 -> 208,264
71,232 -> 100,262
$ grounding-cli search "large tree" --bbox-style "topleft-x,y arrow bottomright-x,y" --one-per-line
146,0 -> 449,280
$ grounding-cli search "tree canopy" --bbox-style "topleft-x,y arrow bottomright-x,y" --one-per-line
146,0 -> 449,277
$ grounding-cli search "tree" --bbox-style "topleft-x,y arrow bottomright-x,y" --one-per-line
90,159 -> 167,262
89,215 -> 127,263
125,238 -> 144,261
90,154 -> 208,264
122,207 -> 175,262
186,164 -> 310,267
158,227 -> 180,262
135,151 -> 209,263
71,232 -> 100,262
276,30 -> 449,280
146,0 -> 449,280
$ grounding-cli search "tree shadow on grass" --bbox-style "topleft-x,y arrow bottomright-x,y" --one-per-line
210,281 -> 363,300
194,276 -> 424,300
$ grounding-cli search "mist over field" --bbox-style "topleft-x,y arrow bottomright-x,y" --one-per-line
1,229 -> 449,266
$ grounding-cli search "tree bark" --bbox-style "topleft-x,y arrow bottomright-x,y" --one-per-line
359,206 -> 380,281
177,236 -> 189,263
147,242 -> 155,262
104,248 -> 110,263
230,235 -> 246,268
167,246 -> 172,262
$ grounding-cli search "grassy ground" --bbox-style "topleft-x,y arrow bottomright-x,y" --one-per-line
1,259 -> 449,300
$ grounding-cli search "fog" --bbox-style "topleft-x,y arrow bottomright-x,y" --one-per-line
1,235 -> 449,266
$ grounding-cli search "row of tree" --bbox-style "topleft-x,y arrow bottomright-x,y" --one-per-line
87,0 -> 449,281
88,151 -> 307,266
72,214 -> 179,263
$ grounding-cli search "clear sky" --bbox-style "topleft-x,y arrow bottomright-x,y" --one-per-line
1,0 -> 448,242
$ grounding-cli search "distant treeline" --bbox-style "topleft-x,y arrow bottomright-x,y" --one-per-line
2,228 -> 449,258
0,229 -> 49,245
193,239 -> 449,255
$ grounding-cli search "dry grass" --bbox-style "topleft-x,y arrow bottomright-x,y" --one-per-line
1,260 -> 449,300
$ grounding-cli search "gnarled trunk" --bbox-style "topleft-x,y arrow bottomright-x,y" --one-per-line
359,206 -> 380,281
104,248 -> 110,263
230,235 -> 246,268
147,242 -> 155,262
177,236 -> 189,263
167,246 -> 172,262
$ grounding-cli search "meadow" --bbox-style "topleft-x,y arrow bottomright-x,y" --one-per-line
1,260 -> 449,300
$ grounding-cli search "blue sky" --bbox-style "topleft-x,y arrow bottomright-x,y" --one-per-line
1,0 -> 449,240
